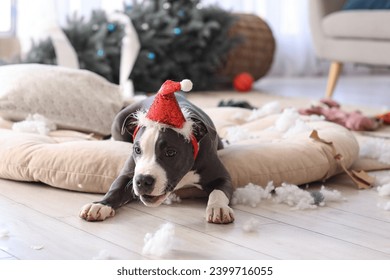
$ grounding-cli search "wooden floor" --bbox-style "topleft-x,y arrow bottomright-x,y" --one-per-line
1,76 -> 390,260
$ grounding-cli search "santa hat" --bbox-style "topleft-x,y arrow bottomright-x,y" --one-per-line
134,79 -> 199,158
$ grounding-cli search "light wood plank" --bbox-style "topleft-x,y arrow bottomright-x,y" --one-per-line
130,199 -> 390,259
62,204 -> 275,260
0,180 -> 273,259
0,198 -> 142,260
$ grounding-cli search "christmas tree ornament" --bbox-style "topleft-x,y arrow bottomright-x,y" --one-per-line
141,23 -> 149,30
147,52 -> 156,60
178,10 -> 185,17
107,23 -> 117,32
233,72 -> 254,92
162,2 -> 171,9
96,49 -> 105,57
173,27 -> 182,35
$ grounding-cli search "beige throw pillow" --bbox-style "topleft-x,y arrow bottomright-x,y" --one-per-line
0,64 -> 123,135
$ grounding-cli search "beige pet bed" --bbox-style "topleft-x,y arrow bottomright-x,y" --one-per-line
0,107 -> 359,194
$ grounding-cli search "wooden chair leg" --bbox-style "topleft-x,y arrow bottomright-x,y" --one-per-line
325,61 -> 343,99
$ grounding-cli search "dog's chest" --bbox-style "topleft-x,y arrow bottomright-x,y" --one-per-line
175,170 -> 202,190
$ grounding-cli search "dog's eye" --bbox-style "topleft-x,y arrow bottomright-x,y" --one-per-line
165,149 -> 176,157
134,146 -> 142,155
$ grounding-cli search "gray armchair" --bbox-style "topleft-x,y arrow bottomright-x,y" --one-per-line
309,0 -> 390,98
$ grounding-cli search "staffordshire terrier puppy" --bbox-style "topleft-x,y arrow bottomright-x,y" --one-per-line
79,79 -> 234,224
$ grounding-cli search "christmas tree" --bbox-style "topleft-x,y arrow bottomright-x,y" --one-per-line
24,10 -> 124,84
24,0 -> 238,92
126,0 -> 238,92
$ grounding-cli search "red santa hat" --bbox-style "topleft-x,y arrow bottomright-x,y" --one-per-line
134,79 -> 199,158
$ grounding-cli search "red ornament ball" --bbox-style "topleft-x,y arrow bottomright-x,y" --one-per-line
233,72 -> 254,92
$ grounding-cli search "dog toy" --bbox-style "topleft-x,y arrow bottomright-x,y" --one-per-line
233,72 -> 254,92
376,112 -> 390,124
299,98 -> 379,131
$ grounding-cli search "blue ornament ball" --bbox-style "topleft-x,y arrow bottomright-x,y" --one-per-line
107,23 -> 116,32
178,10 -> 185,17
147,52 -> 156,60
97,49 -> 105,57
173,27 -> 182,35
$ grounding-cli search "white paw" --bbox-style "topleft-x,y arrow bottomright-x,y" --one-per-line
206,204 -> 235,224
79,203 -> 115,222
206,190 -> 235,224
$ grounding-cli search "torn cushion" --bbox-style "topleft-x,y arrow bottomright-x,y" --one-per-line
0,107 -> 359,194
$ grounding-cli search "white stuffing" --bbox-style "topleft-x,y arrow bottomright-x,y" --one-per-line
242,218 -> 260,233
377,202 -> 390,211
232,182 -> 274,207
142,223 -> 175,257
225,126 -> 255,143
320,186 -> 345,202
271,108 -> 312,138
0,229 -> 9,239
374,175 -> 390,187
30,245 -> 44,250
307,114 -> 326,122
359,138 -> 390,164
92,249 -> 111,260
247,101 -> 281,121
163,193 -> 182,205
12,114 -> 56,135
232,182 -> 343,210
282,119 -> 312,138
377,183 -> 390,197
274,108 -> 300,133
274,183 -> 317,210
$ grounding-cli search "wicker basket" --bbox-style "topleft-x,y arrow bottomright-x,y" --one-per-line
220,13 -> 276,82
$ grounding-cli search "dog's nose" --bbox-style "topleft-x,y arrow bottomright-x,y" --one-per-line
134,174 -> 155,193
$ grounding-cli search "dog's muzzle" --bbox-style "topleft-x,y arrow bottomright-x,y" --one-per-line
140,193 -> 169,207
134,174 -> 170,206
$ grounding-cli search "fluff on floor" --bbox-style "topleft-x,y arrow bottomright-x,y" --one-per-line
359,137 -> 390,164
232,182 -> 344,210
377,183 -> 390,211
142,223 -> 175,257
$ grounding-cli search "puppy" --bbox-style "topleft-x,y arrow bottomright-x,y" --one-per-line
79,80 -> 234,224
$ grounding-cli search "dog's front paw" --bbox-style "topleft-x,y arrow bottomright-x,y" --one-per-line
206,204 -> 235,224
79,203 -> 115,222
206,190 -> 235,224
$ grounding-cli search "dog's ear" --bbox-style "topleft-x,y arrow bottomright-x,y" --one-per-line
120,113 -> 139,142
191,118 -> 209,142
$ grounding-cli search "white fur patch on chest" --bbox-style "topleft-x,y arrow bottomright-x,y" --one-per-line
175,170 -> 201,190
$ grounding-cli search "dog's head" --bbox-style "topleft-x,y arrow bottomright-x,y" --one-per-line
123,111 -> 208,207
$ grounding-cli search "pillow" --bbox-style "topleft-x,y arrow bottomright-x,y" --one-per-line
0,107 -> 360,194
343,0 -> 390,10
0,64 -> 123,135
